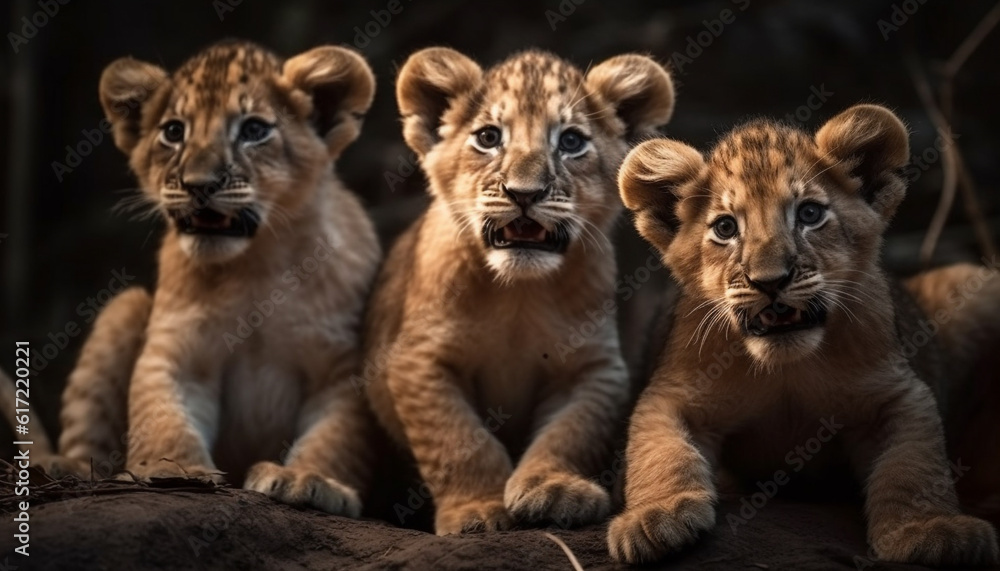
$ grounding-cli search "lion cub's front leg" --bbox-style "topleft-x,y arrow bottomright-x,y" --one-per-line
386,343 -> 514,535
607,386 -> 717,564
244,379 -> 370,518
860,381 -> 999,566
124,320 -> 221,483
504,350 -> 627,528
36,287 -> 151,479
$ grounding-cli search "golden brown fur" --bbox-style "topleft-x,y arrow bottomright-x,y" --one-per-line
364,48 -> 675,534
26,41 -> 382,516
608,104 -> 1000,566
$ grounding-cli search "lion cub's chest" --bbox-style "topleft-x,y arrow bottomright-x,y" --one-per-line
208,275 -> 347,475
456,294 -> 581,447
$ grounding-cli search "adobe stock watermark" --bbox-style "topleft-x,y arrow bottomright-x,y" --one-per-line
8,0 -> 71,54
887,254 -> 997,374
901,128 -> 960,184
212,0 -> 243,21
222,233 -> 343,351
784,84 -> 834,127
878,0 -> 930,41
384,151 -> 419,192
670,0 -> 751,76
553,245 -> 664,362
726,416 -> 843,533
352,0 -> 414,50
51,70 -> 290,182
186,503 -> 251,556
26,268 -> 136,375
50,66 -> 163,182
51,121 -> 117,182
544,0 -> 586,31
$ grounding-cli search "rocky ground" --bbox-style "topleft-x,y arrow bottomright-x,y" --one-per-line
0,471 -> 962,571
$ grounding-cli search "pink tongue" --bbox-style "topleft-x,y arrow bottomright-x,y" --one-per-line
503,220 -> 547,242
760,307 -> 802,326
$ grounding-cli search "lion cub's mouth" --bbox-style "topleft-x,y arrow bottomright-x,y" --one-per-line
744,301 -> 827,336
170,208 -> 259,238
484,217 -> 569,253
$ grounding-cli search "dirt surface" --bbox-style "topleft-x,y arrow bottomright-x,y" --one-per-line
0,477 -> 952,571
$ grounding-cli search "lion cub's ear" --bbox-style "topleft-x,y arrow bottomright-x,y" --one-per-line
99,58 -> 169,154
396,47 -> 483,157
815,104 -> 910,221
585,55 -> 675,139
282,46 -> 376,158
619,138 -> 705,253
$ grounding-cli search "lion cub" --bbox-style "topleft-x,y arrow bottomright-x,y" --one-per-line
363,49 -> 675,534
34,41 -> 381,516
608,104 -> 1000,566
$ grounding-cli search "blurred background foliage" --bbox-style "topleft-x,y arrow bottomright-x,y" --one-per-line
1,0 -> 998,448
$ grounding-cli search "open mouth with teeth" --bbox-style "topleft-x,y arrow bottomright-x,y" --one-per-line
742,300 -> 828,336
483,217 -> 569,253
170,208 -> 259,238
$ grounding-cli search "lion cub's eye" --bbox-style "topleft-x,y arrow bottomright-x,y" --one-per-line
238,118 -> 274,144
558,129 -> 587,154
160,120 -> 185,144
473,126 -> 502,150
712,216 -> 739,240
797,202 -> 826,226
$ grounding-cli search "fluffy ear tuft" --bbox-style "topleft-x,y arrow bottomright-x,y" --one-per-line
99,58 -> 169,154
815,104 -> 910,220
619,138 -> 704,252
586,55 -> 675,139
282,46 -> 376,158
396,47 -> 483,157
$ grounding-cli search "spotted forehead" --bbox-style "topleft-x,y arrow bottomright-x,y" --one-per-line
169,42 -> 282,113
708,123 -> 822,200
480,51 -> 588,124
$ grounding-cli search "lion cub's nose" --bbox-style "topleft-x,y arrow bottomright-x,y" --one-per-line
502,183 -> 551,210
747,268 -> 795,295
181,171 -> 228,201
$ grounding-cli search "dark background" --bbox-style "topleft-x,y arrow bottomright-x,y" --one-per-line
1,0 -> 998,450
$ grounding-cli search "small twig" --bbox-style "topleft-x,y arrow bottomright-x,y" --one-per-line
907,58 -> 960,266
543,532 -> 585,571
907,3 -> 1000,265
954,152 -> 999,261
944,1 -> 1000,77
933,2 -> 1000,260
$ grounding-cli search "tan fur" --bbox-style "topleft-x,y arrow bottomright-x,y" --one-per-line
30,287 -> 152,477
608,104 -> 999,566
365,48 -> 675,534
28,41 -> 381,517
904,263 -> 1000,371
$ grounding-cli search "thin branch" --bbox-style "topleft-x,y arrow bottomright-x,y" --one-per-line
955,152 -> 998,260
908,58 -> 960,266
543,532 -> 585,571
944,1 -> 1000,76
908,2 -> 1000,265
934,1 -> 1000,261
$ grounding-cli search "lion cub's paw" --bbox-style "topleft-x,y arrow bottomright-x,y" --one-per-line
873,514 -> 999,566
121,458 -> 225,484
435,497 -> 513,535
34,455 -> 95,479
504,469 -> 610,527
607,492 -> 716,564
244,461 -> 361,518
